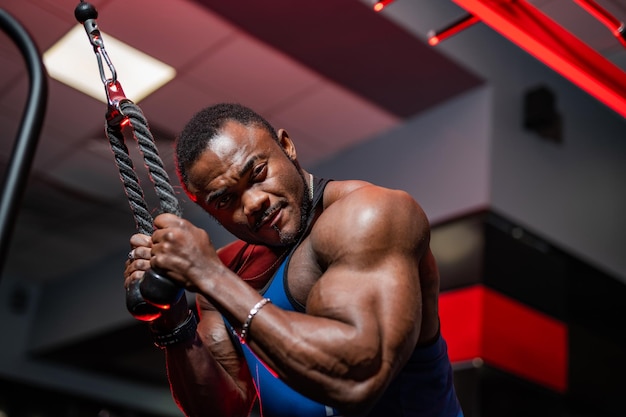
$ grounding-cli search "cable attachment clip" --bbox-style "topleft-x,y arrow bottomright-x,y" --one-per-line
74,1 -> 130,126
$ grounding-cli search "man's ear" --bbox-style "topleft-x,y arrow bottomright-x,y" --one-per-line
277,128 -> 297,160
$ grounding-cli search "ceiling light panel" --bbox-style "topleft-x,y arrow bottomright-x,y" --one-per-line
43,25 -> 176,104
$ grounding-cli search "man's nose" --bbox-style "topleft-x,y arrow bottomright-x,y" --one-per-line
242,188 -> 267,218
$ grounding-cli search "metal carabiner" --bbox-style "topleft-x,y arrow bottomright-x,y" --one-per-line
92,37 -> 117,86
75,1 -> 129,125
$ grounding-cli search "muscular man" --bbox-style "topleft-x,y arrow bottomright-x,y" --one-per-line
124,103 -> 463,417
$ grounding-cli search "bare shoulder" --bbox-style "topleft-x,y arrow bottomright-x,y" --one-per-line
314,181 -> 430,262
321,179 -> 371,206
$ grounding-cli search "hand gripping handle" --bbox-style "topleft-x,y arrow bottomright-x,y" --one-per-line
126,268 -> 185,321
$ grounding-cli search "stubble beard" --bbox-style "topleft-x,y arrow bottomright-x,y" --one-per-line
273,171 -> 312,245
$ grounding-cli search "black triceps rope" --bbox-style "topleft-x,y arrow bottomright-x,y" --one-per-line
105,101 -> 181,235
75,0 -> 184,321
105,101 -> 185,321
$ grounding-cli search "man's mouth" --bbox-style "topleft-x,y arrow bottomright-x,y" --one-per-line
254,203 -> 284,232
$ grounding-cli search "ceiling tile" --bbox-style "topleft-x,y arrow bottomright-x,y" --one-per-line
98,0 -> 237,68
138,76 -> 226,135
184,33 -> 325,114
0,0 -> 85,51
270,83 -> 400,157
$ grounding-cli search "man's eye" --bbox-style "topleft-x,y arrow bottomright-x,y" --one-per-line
216,194 -> 233,209
252,164 -> 267,180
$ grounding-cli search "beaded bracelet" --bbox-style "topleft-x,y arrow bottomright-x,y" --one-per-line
239,298 -> 271,342
150,310 -> 198,349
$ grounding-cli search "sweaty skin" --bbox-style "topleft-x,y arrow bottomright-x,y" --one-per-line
124,121 -> 440,417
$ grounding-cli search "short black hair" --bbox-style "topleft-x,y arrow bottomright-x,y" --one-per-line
175,103 -> 278,188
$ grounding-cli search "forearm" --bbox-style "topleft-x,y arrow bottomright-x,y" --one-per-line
150,304 -> 255,417
244,308 -> 390,413
196,276 -> 382,411
163,335 -> 255,417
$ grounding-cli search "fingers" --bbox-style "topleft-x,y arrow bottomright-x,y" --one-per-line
151,216 -> 195,249
130,233 -> 152,248
153,212 -> 182,229
125,233 -> 154,289
128,246 -> 151,261
126,233 -> 152,267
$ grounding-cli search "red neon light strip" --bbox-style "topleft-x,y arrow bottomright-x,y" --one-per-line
452,0 -> 626,119
428,14 -> 481,46
373,0 -> 394,13
439,285 -> 568,393
573,0 -> 626,47
573,0 -> 623,34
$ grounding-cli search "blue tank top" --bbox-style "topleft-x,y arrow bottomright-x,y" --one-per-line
230,258 -> 463,417
239,259 -> 343,417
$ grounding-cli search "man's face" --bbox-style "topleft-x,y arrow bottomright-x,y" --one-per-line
185,121 -> 309,246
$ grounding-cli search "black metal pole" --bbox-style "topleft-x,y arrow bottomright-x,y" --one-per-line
0,9 -> 48,278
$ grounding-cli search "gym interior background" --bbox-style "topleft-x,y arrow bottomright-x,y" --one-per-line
1,1 -> 625,416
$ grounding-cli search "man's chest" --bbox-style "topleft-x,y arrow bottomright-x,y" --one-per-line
284,239 -> 324,308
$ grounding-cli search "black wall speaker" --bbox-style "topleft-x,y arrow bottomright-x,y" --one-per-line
523,86 -> 562,143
